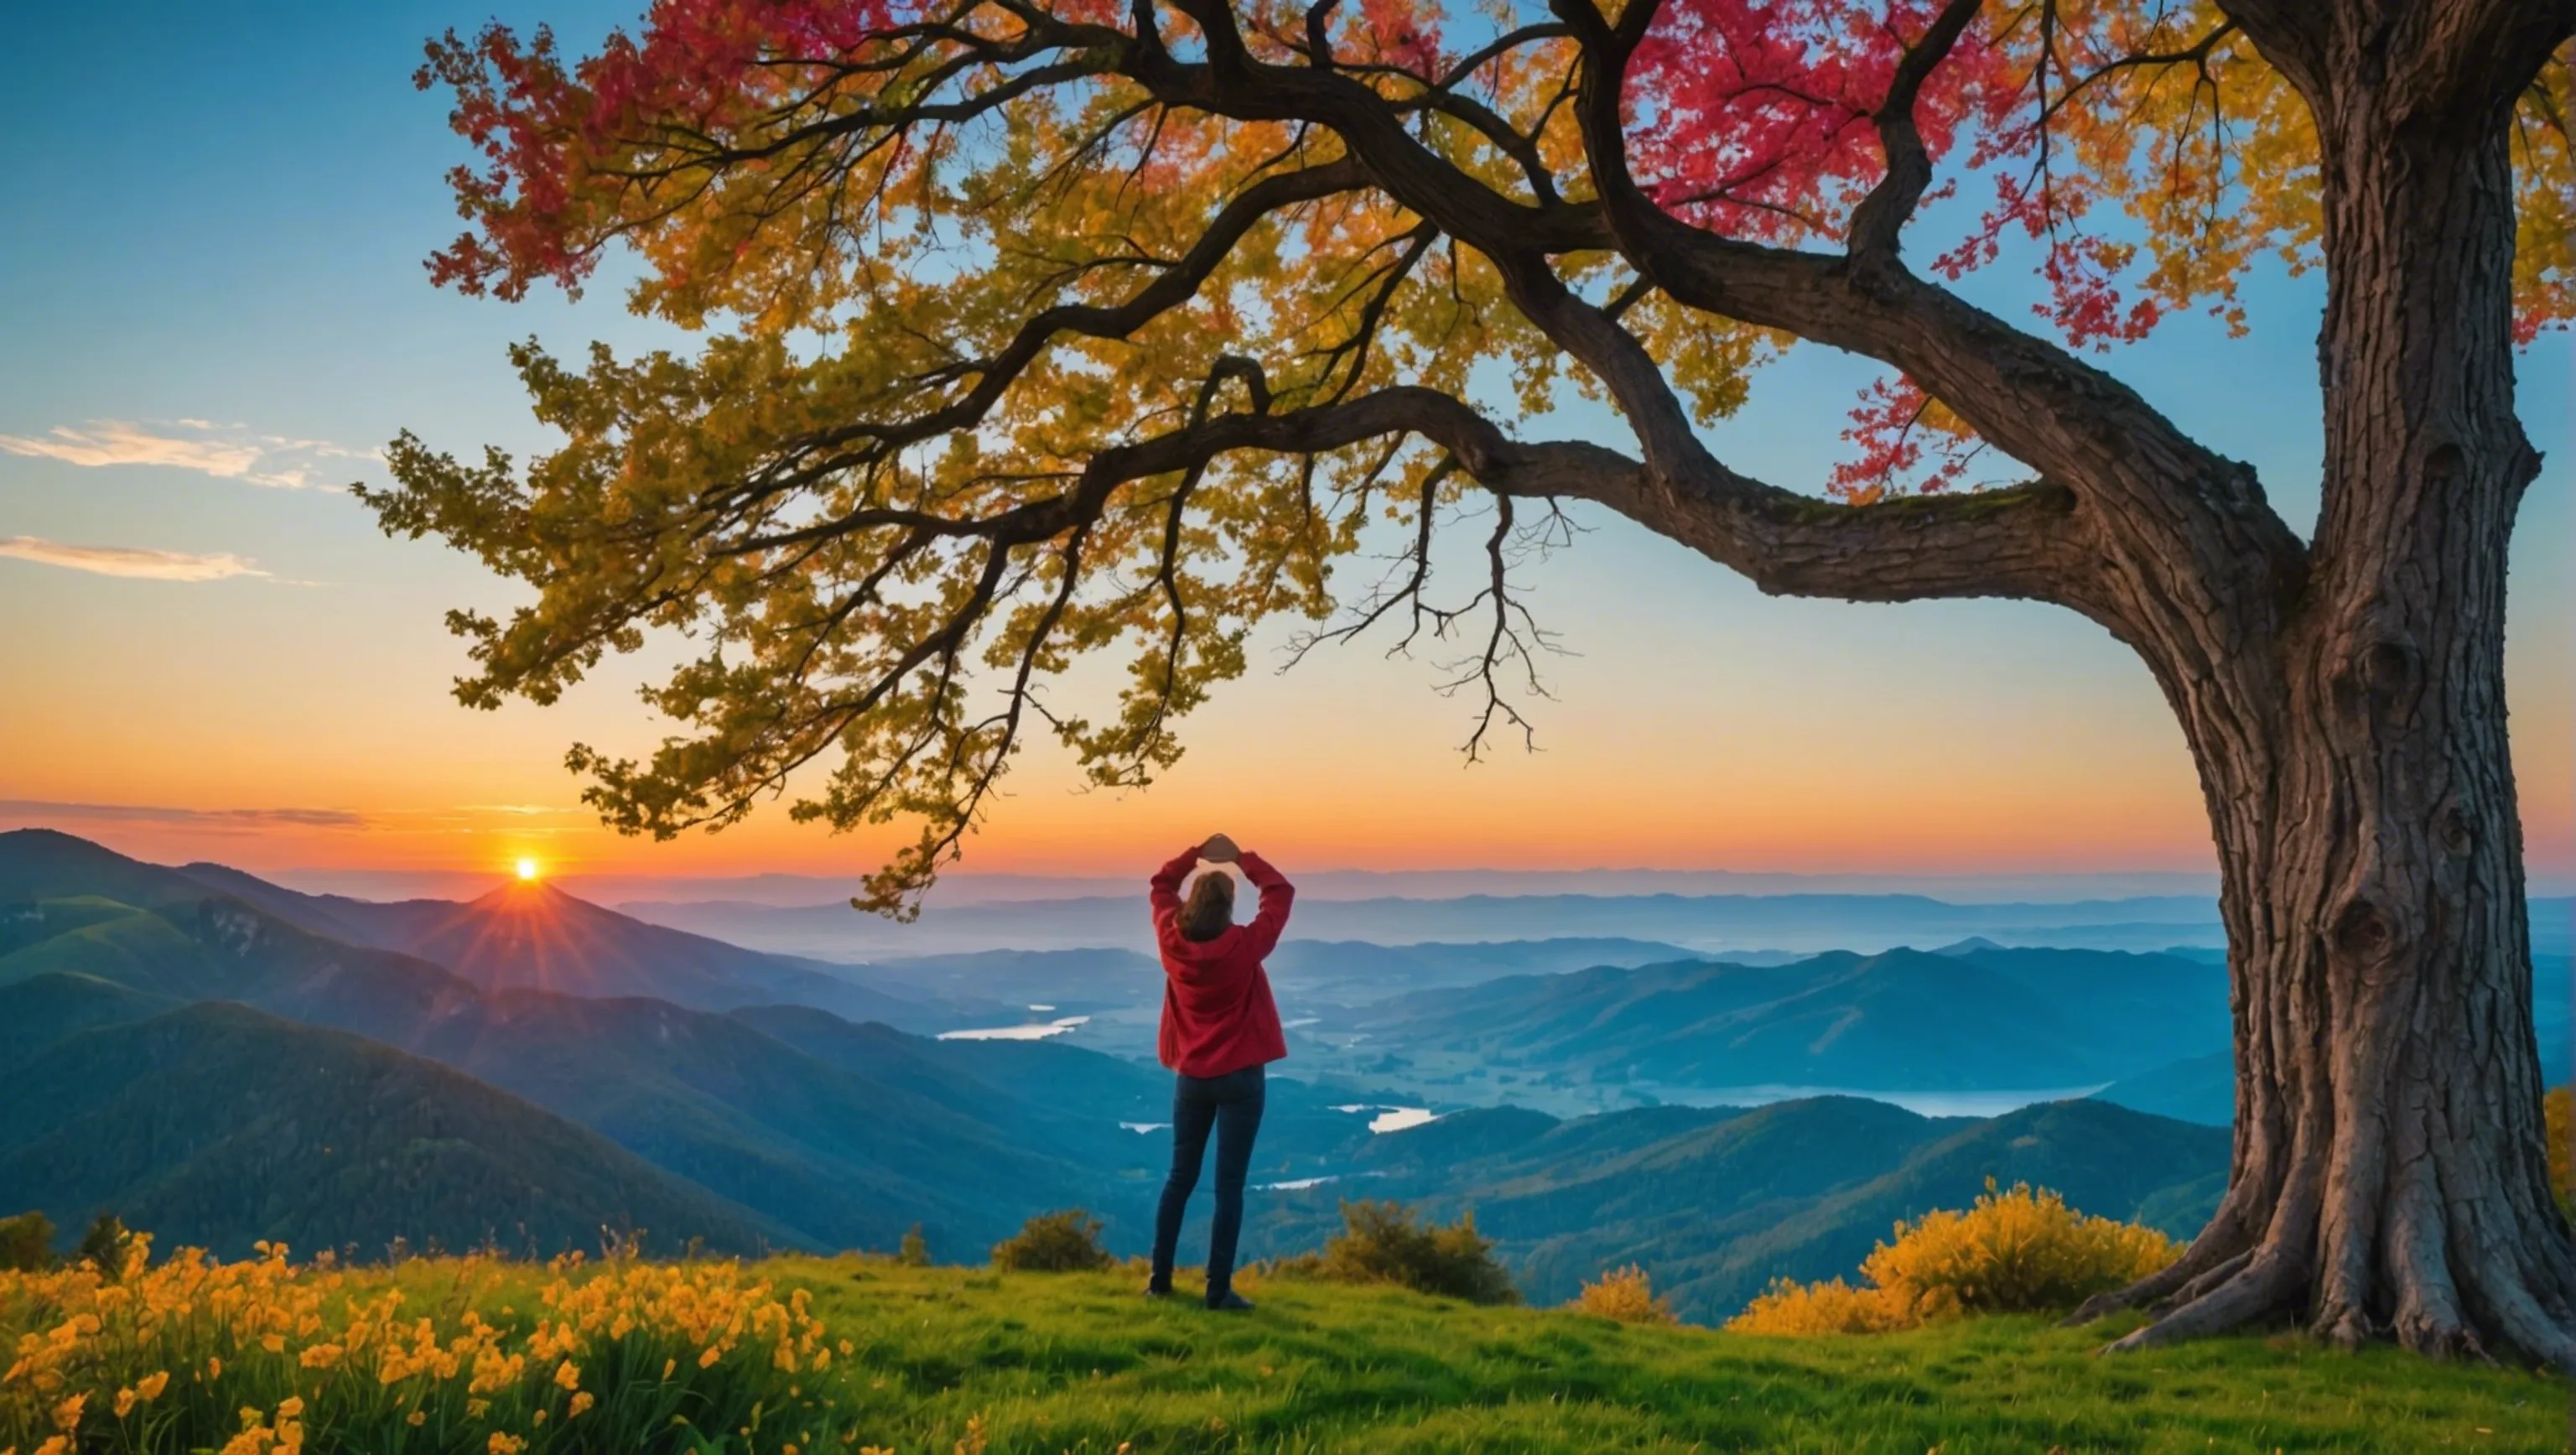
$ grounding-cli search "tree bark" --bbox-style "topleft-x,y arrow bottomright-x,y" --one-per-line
2074,13 -> 2575,1362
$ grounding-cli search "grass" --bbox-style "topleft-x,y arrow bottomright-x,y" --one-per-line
767,1259 -> 2563,1454
3,1250 -> 2561,1453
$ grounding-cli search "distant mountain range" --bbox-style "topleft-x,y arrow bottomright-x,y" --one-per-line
1327,943 -> 2236,1093
3,826 -> 2558,1322
619,890 -> 2246,959
0,831 -> 1146,1252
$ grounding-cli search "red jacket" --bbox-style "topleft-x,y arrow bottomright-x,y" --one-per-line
1150,847 -> 1294,1078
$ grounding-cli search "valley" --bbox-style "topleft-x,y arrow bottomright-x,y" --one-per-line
3,827 -> 2566,1322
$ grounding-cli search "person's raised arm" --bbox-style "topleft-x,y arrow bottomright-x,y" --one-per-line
1149,844 -> 1202,948
1233,850 -> 1296,959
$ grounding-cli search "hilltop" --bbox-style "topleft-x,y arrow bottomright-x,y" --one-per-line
55,1249 -> 2563,1454
776,1263 -> 2560,1452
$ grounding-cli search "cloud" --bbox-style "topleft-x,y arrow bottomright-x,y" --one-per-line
0,418 -> 372,490
0,535 -> 270,582
0,800 -> 368,829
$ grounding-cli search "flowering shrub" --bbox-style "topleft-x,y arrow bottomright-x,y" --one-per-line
1731,1182 -> 2177,1336
1568,1265 -> 1676,1325
1,1235 -> 858,1453
1726,1276 -> 1909,1337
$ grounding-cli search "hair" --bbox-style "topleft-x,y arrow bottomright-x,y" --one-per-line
1178,870 -> 1237,942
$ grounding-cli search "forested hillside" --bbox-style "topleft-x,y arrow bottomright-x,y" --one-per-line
0,974 -> 785,1256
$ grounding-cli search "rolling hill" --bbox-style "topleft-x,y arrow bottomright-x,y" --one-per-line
0,829 -> 2333,1317
0,974 -> 786,1259
1241,1095 -> 2231,1318
0,834 -> 1158,1252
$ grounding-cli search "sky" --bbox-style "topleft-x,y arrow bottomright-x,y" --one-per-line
0,0 -> 2567,895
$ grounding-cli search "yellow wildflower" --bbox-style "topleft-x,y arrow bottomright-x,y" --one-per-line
298,1343 -> 343,1369
662,1358 -> 677,1380
408,1411 -> 427,1427
136,1370 -> 170,1401
51,1394 -> 85,1432
261,1333 -> 286,1354
276,1396 -> 304,1419
699,1346 -> 722,1369
488,1433 -> 526,1455
569,1392 -> 595,1418
207,1356 -> 223,1380
114,1389 -> 137,1418
532,1409 -> 548,1426
554,1359 -> 580,1390
35,1438 -> 72,1455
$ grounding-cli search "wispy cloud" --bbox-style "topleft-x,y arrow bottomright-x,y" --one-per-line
0,535 -> 271,582
0,418 -> 372,490
454,804 -> 579,817
0,799 -> 368,829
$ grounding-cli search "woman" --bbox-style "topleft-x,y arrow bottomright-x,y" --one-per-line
1145,831 -> 1294,1311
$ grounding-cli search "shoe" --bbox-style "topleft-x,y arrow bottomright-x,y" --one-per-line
1143,1282 -> 1173,1299
1206,1291 -> 1254,1312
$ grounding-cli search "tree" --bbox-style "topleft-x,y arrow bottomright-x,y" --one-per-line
368,0 -> 2576,1359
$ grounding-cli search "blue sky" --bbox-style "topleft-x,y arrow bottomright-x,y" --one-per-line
0,0 -> 2566,889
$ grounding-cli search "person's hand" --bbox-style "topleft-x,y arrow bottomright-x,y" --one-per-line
1199,832 -> 1240,864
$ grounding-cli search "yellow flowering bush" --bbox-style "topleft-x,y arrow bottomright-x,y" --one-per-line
0,1236 -> 855,1453
1568,1265 -> 1676,1325
1731,1182 -> 2179,1336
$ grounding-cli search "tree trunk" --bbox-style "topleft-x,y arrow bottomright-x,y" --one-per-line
2077,34 -> 2575,1363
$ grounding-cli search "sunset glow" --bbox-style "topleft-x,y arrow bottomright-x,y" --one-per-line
516,857 -> 540,882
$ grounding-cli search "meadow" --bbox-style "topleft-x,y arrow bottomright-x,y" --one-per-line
4,1243 -> 2562,1455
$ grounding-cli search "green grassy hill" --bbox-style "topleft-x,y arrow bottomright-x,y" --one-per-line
764,1260 -> 2563,1452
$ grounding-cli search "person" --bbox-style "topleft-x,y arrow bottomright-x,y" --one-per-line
1145,831 -> 1294,1311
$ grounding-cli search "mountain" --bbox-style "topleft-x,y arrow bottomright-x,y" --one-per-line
1329,945 -> 2232,1093
1242,1095 -> 2229,1318
0,833 -> 1159,1253
1263,938 -> 1715,1000
175,860 -> 953,1031
2093,1052 -> 2236,1125
0,975 -> 785,1259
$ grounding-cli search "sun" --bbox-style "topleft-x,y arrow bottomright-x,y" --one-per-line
514,857 -> 541,882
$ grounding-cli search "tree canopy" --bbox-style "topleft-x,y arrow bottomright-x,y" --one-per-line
370,0 -> 2574,910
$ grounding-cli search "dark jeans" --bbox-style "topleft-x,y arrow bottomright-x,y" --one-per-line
1150,1064 -> 1266,1303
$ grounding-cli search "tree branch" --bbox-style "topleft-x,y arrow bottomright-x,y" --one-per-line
1847,0 -> 1988,262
